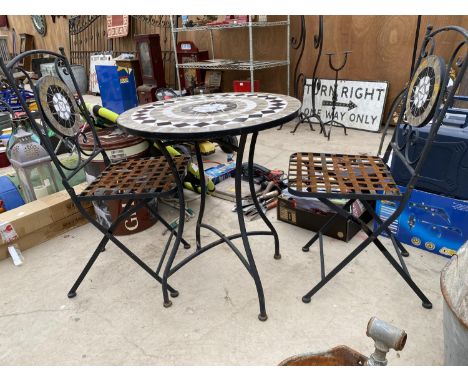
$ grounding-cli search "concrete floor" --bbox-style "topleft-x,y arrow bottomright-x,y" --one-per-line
0,122 -> 448,365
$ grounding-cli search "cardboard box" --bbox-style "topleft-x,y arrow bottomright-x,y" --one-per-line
205,162 -> 236,185
0,184 -> 93,260
375,186 -> 468,258
277,194 -> 371,242
0,208 -> 94,260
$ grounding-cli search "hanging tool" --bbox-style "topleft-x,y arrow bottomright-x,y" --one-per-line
249,199 -> 278,221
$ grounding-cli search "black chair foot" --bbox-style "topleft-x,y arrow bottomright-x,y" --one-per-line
274,253 -> 281,260
258,313 -> 268,321
68,291 -> 77,298
302,296 -> 311,303
170,291 -> 179,298
302,246 -> 310,252
183,243 -> 191,249
163,300 -> 173,308
422,301 -> 433,309
401,250 -> 409,257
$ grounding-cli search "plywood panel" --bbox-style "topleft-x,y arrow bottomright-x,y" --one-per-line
0,15 -> 70,56
0,14 -> 466,123
292,15 -> 468,120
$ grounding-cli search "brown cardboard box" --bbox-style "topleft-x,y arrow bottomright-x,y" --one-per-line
0,184 -> 93,260
0,185 -> 89,237
0,208 -> 93,260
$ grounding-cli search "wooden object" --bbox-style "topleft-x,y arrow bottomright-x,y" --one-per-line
134,34 -> 166,87
176,40 -> 209,89
19,33 -> 34,70
0,184 -> 93,261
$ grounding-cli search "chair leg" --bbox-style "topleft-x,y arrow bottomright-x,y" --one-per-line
319,232 -> 325,279
144,200 -> 191,249
302,198 -> 432,309
389,234 -> 411,276
394,237 -> 410,257
359,200 -> 409,260
337,200 -> 431,308
302,235 -> 372,303
302,199 -> 354,252
155,230 -> 173,276
67,199 -> 138,298
69,199 -> 179,299
378,242 -> 433,309
360,200 -> 410,271
67,236 -> 109,298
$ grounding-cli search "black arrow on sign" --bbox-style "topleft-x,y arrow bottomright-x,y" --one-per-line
322,100 -> 357,111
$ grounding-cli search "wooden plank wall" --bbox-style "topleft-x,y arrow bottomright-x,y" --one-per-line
296,15 -> 468,117
178,15 -> 468,117
0,16 -> 70,56
1,15 -> 467,119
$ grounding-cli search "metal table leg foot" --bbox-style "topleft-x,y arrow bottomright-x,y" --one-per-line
236,133 -> 268,320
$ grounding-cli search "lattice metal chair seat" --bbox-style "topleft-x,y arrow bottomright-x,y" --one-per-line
0,48 -> 192,307
79,156 -> 188,200
286,24 -> 468,310
288,153 -> 401,200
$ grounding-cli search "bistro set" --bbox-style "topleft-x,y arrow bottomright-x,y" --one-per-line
0,24 -> 465,321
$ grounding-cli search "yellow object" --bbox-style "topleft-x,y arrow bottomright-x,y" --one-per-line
153,142 -> 216,194
198,141 -> 216,155
28,101 -> 38,111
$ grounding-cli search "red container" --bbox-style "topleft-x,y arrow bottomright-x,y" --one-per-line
0,147 -> 10,168
233,80 -> 260,92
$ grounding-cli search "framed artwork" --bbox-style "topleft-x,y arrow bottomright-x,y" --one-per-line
106,15 -> 129,39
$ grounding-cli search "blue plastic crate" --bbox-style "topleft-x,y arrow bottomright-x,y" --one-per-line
0,176 -> 24,211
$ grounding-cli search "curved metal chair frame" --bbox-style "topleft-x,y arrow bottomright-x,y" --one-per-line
287,25 -> 468,308
0,48 -> 191,306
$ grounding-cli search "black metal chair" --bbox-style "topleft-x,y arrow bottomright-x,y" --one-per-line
287,25 -> 467,308
0,48 -> 191,307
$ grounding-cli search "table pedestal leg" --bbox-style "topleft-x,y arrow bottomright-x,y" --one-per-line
159,135 -> 271,321
235,133 -> 268,321
247,132 -> 281,259
156,140 -> 187,308
194,144 -> 206,250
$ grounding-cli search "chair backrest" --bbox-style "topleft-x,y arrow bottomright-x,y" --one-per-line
0,48 -> 110,193
380,25 -> 467,204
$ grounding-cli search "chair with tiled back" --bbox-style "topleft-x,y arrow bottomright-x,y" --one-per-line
287,25 -> 467,308
0,48 -> 191,307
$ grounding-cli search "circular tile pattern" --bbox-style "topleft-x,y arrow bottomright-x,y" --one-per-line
37,75 -> 81,137
406,55 -> 445,127
118,92 -> 301,139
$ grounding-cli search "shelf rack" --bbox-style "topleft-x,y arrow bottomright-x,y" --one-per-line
170,16 -> 290,94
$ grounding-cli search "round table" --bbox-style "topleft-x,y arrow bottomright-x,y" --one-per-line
118,92 -> 301,321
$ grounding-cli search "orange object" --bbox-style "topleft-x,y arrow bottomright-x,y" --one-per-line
266,199 -> 278,210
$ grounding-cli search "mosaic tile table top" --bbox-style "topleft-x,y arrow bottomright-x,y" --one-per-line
117,92 -> 301,139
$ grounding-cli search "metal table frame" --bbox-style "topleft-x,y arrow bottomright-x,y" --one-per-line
156,132 -> 278,321
118,93 -> 300,321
